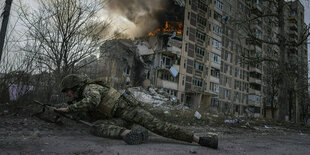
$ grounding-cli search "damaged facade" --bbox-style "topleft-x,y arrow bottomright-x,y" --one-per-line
79,0 -> 308,119
78,39 -> 144,89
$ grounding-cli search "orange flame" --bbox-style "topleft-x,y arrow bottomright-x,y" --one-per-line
148,21 -> 183,37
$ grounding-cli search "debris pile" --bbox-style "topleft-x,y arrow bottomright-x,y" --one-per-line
126,87 -> 189,111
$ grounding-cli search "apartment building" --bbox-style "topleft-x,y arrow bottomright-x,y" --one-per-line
178,0 -> 307,118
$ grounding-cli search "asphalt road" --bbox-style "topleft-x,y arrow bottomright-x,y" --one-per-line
1,115 -> 310,155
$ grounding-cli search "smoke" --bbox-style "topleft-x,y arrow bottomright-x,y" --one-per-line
105,0 -> 179,38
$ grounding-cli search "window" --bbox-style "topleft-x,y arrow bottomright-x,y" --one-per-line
194,61 -> 204,71
192,78 -> 203,87
196,30 -> 206,41
212,39 -> 222,50
215,0 -> 223,10
211,67 -> 220,78
225,64 -> 231,74
226,52 -> 232,62
213,24 -> 222,36
212,53 -> 221,64
248,95 -> 261,103
210,82 -> 220,93
213,11 -> 222,22
197,15 -> 207,26
225,89 -> 230,99
211,98 -> 219,107
195,46 -> 205,56
198,0 -> 208,11
159,71 -> 177,82
162,55 -> 172,68
235,68 -> 240,78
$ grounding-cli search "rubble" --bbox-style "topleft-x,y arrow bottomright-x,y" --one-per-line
126,87 -> 189,111
194,111 -> 202,119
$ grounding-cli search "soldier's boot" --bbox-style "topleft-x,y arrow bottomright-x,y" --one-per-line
198,135 -> 218,149
123,129 -> 149,145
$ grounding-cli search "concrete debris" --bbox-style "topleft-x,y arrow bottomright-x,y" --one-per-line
126,87 -> 189,111
33,130 -> 41,137
189,148 -> 197,154
245,122 -> 251,127
224,120 -> 237,124
224,118 -> 241,124
194,111 -> 202,119
136,43 -> 154,55
164,111 -> 169,114
264,125 -> 271,129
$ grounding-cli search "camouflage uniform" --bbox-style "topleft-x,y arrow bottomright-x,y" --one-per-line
66,84 -> 194,143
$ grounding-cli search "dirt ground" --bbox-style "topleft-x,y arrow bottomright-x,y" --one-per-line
1,106 -> 310,155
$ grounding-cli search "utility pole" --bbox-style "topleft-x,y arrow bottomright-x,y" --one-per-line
0,0 -> 13,63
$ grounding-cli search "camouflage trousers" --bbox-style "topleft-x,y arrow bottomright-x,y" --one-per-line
90,97 -> 194,143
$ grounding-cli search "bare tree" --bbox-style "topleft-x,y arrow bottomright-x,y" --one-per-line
19,0 -> 110,84
0,1 -> 35,104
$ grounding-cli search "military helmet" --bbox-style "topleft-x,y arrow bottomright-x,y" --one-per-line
61,74 -> 89,92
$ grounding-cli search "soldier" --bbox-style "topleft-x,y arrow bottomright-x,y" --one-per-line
56,74 -> 218,149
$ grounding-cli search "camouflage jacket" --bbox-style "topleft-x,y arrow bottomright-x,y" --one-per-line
67,84 -> 121,118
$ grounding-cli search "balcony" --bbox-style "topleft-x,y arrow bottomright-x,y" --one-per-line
249,66 -> 262,74
289,16 -> 297,24
249,88 -> 261,95
166,46 -> 181,56
156,78 -> 178,90
185,85 -> 204,94
197,23 -> 206,32
248,100 -> 261,107
211,62 -> 221,70
289,35 -> 298,44
290,23 -> 298,31
249,77 -> 262,84
210,76 -> 220,83
196,38 -> 205,47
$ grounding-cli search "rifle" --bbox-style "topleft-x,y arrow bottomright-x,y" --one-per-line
32,100 -> 93,127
